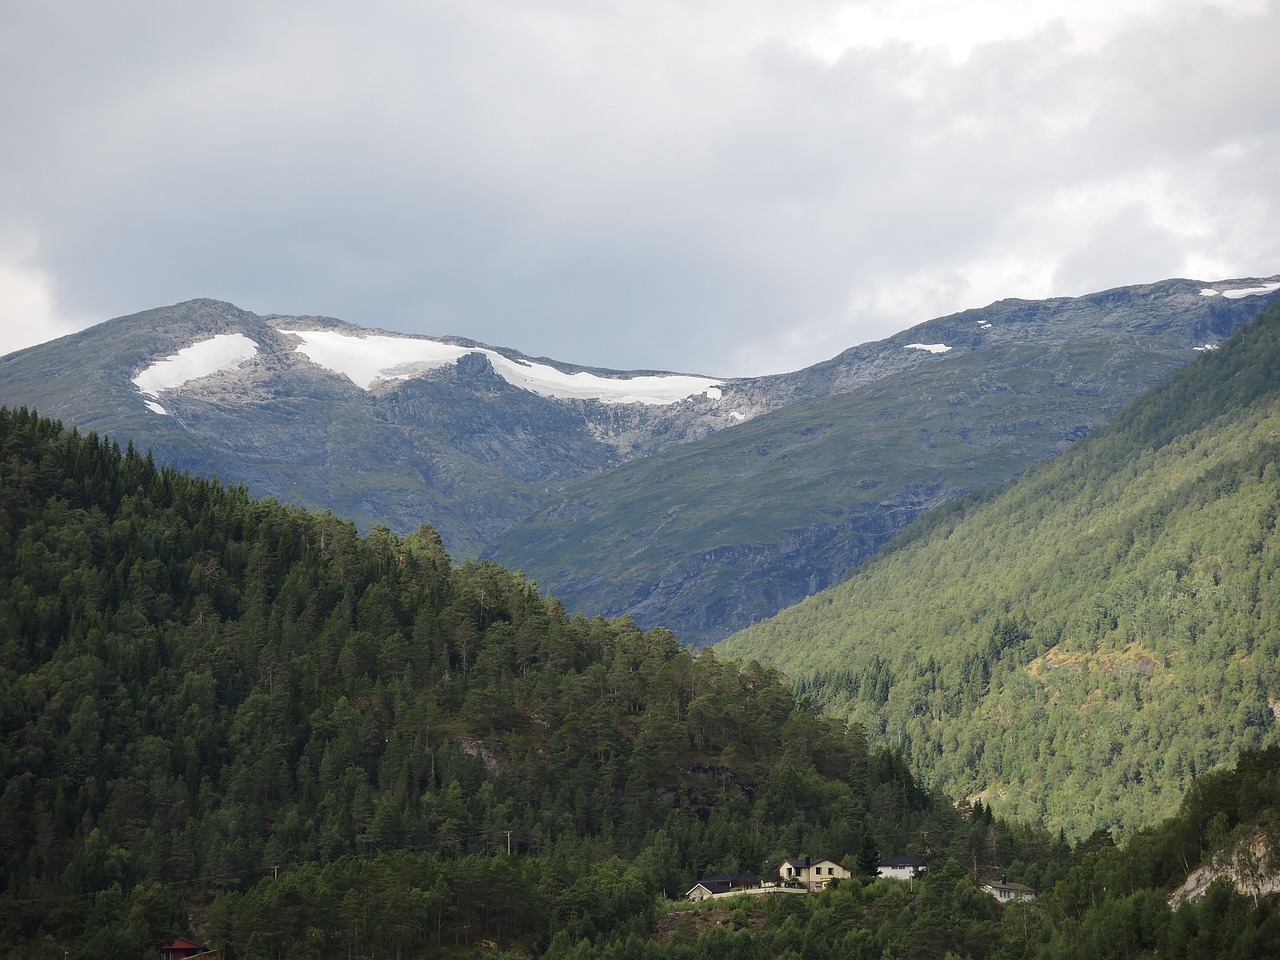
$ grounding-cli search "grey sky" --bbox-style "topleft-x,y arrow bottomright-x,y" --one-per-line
2,0 -> 1277,376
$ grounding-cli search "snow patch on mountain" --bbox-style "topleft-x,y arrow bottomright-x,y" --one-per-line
1223,282 -> 1280,299
905,343 -> 951,354
1202,282 -> 1280,299
290,329 -> 723,406
132,333 -> 259,413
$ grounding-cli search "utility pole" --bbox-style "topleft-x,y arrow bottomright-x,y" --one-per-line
503,830 -> 513,855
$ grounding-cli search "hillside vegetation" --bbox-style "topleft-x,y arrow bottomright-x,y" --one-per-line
1,407 -> 1056,958
719,297 -> 1280,837
6,407 -> 1280,958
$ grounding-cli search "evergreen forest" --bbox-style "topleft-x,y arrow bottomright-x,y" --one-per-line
722,297 -> 1280,838
0,406 -> 1045,957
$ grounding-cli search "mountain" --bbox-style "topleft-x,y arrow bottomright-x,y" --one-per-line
485,278 -> 1280,644
0,299 -> 729,557
2,279 -> 1277,645
718,295 -> 1280,838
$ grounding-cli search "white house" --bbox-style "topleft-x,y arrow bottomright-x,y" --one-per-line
981,877 -> 1036,903
779,857 -> 851,890
877,855 -> 927,881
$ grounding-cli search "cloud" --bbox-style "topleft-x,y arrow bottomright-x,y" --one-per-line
0,237 -> 86,356
1,0 -> 1277,376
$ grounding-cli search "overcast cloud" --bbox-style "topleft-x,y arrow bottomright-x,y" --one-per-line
1,0 -> 1277,375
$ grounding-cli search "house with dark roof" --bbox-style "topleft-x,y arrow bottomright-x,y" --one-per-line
685,871 -> 761,902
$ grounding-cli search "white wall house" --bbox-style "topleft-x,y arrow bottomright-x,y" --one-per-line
981,878 -> 1036,903
877,855 -> 927,881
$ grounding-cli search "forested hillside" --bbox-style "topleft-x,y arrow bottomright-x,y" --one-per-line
7,406 -> 1280,958
720,297 -> 1280,838
0,406 -> 1060,958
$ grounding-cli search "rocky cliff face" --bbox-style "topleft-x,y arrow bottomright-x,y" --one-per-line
1167,822 -> 1280,908
2,278 -> 1277,643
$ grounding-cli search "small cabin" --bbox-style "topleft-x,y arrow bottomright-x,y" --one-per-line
686,872 -> 761,902
160,937 -> 209,960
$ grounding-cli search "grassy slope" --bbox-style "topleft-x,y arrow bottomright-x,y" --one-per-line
718,298 -> 1280,837
489,336 -> 1191,645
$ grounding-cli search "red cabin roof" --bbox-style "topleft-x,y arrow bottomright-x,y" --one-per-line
160,937 -> 208,959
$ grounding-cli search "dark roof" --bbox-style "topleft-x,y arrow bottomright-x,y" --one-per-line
878,855 -> 926,868
694,872 -> 760,894
161,939 -> 206,950
701,871 -> 759,885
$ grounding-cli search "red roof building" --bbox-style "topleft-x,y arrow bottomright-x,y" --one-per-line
160,937 -> 208,960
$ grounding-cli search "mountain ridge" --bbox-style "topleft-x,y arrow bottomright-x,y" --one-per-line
2,277 -> 1277,642
487,277 -> 1280,643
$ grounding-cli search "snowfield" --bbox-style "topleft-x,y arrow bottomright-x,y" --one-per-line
905,343 -> 951,354
1222,282 -> 1280,299
131,329 -> 724,413
1200,282 -> 1280,299
289,329 -> 723,405
132,334 -> 259,414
